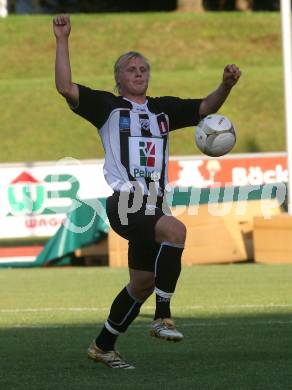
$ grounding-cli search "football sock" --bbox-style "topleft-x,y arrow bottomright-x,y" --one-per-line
95,286 -> 144,351
95,325 -> 118,352
155,292 -> 172,319
154,242 -> 183,320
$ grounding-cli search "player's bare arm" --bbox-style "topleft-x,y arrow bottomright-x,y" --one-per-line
199,64 -> 241,116
53,14 -> 79,107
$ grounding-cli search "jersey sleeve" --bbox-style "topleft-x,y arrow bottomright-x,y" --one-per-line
155,96 -> 203,131
70,84 -> 115,129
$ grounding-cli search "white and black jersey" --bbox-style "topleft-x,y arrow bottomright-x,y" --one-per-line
71,84 -> 202,196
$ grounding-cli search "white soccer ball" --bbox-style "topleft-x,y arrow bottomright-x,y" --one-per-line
195,114 -> 236,157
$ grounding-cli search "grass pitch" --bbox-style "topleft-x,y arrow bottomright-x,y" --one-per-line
0,12 -> 285,162
0,265 -> 291,390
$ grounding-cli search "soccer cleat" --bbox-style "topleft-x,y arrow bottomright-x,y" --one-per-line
87,340 -> 135,369
149,318 -> 183,342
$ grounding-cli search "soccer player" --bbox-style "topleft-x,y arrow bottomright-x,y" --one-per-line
53,14 -> 241,369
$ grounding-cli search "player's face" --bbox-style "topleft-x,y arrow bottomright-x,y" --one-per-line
118,56 -> 150,99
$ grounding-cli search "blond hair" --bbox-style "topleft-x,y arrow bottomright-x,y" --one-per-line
114,51 -> 151,94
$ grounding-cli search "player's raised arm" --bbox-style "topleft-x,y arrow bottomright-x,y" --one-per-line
53,14 -> 79,107
199,64 -> 241,116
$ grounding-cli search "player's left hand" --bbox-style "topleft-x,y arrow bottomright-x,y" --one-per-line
222,64 -> 241,88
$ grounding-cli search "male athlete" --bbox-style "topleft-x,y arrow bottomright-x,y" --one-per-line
53,14 -> 241,369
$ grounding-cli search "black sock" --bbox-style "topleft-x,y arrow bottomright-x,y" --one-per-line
155,294 -> 171,319
95,326 -> 118,352
95,286 -> 144,351
154,242 -> 183,320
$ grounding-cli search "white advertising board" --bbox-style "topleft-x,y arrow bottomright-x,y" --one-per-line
0,153 -> 288,239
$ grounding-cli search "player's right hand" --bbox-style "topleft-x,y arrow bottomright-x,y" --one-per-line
53,14 -> 71,38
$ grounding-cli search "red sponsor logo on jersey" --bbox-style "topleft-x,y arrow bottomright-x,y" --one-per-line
139,141 -> 155,167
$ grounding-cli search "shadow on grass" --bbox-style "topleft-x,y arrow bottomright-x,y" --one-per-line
0,312 -> 292,390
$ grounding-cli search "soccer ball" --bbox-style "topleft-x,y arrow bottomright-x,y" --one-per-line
195,114 -> 236,157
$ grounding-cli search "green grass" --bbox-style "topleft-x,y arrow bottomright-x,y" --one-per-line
0,12 -> 285,162
0,265 -> 292,389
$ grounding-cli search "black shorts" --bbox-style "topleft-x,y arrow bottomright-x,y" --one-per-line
106,191 -> 169,272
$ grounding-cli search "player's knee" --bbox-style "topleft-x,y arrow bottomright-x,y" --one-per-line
164,220 -> 186,244
176,222 -> 187,243
129,280 -> 155,301
156,217 -> 186,245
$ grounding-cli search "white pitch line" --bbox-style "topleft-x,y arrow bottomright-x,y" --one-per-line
4,320 -> 292,329
0,307 -> 108,313
180,303 -> 292,310
0,303 -> 292,314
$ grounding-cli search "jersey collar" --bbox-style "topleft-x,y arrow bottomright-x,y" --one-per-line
122,97 -> 149,113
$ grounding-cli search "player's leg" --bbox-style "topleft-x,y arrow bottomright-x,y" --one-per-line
150,215 -> 186,341
95,269 -> 154,347
118,200 -> 186,342
128,268 -> 155,301
88,192 -> 156,368
87,191 -> 134,369
95,240 -> 156,351
88,269 -> 154,369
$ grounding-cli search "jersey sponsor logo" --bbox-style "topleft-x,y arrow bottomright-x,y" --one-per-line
119,116 -> 130,130
132,168 -> 160,180
139,141 -> 155,167
128,137 -> 164,181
